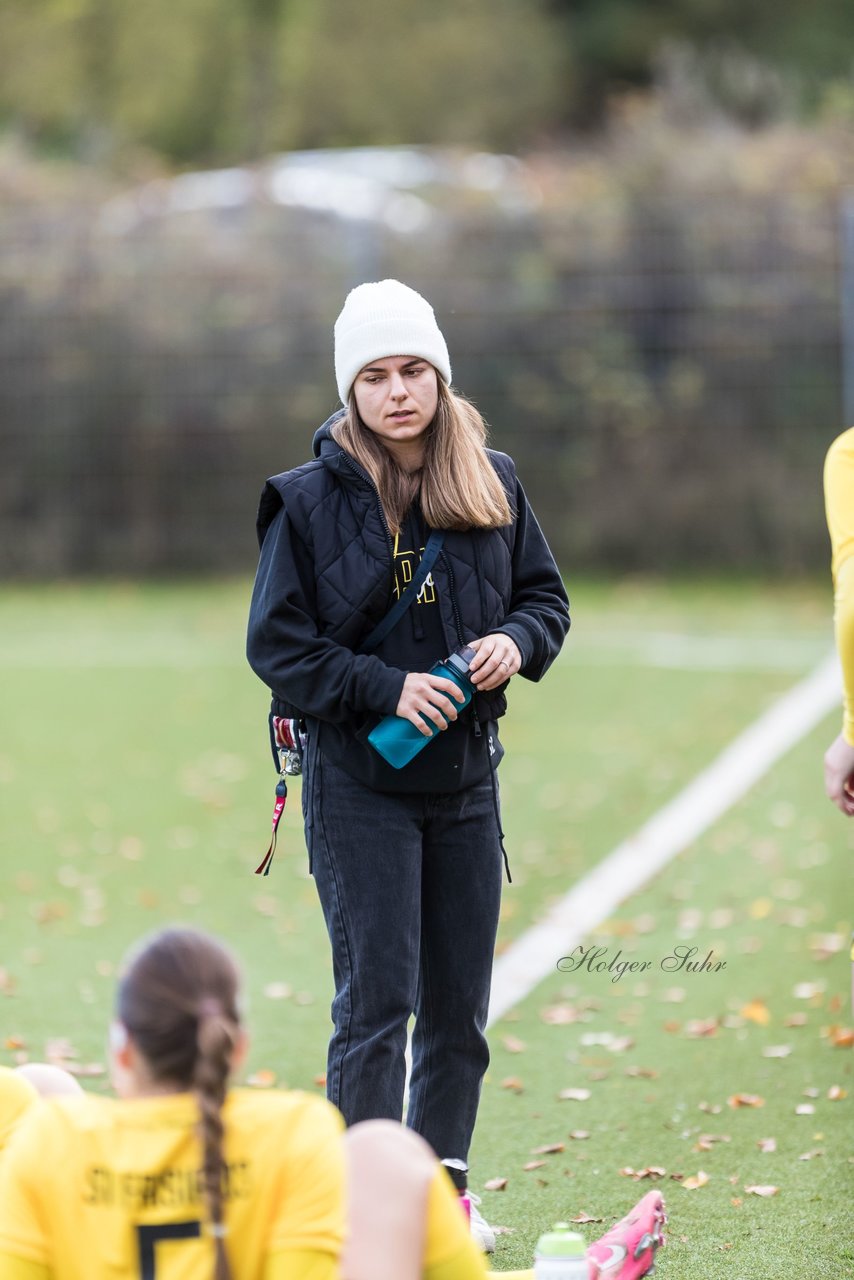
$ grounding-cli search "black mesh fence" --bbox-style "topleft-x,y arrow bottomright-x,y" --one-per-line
0,182 -> 843,577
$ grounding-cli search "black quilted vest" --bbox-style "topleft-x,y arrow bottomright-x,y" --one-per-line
256,414 -> 518,722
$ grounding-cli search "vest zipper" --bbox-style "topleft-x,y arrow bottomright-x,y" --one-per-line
338,453 -> 394,554
439,551 -> 466,649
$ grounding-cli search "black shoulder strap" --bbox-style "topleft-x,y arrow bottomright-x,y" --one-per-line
359,530 -> 445,655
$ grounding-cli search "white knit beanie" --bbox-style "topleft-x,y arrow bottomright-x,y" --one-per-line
334,279 -> 452,404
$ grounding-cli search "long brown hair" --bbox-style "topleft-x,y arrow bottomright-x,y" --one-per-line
117,928 -> 240,1280
331,377 -> 513,535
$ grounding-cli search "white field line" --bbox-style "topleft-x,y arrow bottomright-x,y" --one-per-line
486,651 -> 842,1025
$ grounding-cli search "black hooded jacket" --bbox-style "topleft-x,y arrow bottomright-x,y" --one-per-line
247,414 -> 570,791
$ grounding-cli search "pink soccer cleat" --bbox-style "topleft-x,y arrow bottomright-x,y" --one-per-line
586,1189 -> 667,1279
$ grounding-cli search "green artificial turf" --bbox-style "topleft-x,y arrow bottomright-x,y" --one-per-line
0,577 -> 850,1278
475,718 -> 853,1277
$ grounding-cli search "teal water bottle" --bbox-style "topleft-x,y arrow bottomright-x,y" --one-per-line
367,645 -> 476,769
533,1223 -> 588,1279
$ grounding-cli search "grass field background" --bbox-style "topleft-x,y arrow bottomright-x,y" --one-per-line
1,578 -> 851,1277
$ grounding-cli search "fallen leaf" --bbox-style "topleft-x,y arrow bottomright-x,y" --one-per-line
246,1069 -> 277,1088
502,1035 -> 526,1054
263,982 -> 292,1000
568,1130 -> 590,1140
663,1020 -> 682,1033
809,933 -> 846,960
829,1027 -> 854,1048
492,1226 -> 516,1237
762,1045 -> 792,1058
45,1038 -> 76,1065
523,1161 -> 547,1172
484,1178 -> 508,1192
828,1085 -> 847,1101
694,1134 -> 731,1151
501,1076 -> 524,1094
683,1171 -> 710,1190
795,1104 -> 815,1116
784,1013 -> 808,1027
803,1087 -> 820,1098
798,1150 -> 824,1160
313,1074 -> 327,1087
624,1065 -> 658,1078
793,982 -> 824,1000
571,1213 -> 603,1224
531,1143 -> 565,1155
558,1088 -> 591,1101
540,1003 -> 581,1025
756,1137 -> 777,1153
4,1036 -> 26,1050
709,908 -> 734,929
728,1094 -> 765,1109
745,1185 -> 779,1197
661,987 -> 686,1004
731,1197 -> 743,1207
698,1101 -> 722,1114
684,1019 -> 718,1038
749,898 -> 773,920
740,999 -> 771,1026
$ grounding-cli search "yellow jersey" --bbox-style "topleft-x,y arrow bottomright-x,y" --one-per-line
0,1068 -> 38,1156
824,427 -> 854,744
0,1087 -> 345,1280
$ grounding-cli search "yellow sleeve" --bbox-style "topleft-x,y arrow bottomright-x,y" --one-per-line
825,430 -> 854,744
264,1248 -> 338,1280
422,1169 -> 489,1280
0,1254 -> 50,1280
0,1069 -> 38,1155
267,1096 -> 347,1259
834,557 -> 854,745
0,1108 -> 52,1266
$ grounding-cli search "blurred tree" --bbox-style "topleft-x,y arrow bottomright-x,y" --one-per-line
547,0 -> 854,123
274,0 -> 568,151
3,0 -> 854,161
243,0 -> 290,157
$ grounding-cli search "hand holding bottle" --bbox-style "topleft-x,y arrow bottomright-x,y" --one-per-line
395,671 -> 467,736
467,633 -> 522,690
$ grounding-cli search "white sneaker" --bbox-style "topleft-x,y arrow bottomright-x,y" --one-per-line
468,1193 -> 496,1253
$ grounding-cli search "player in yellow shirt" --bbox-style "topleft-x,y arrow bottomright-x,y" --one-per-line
0,928 -> 347,1280
0,928 -> 665,1280
824,426 -> 854,815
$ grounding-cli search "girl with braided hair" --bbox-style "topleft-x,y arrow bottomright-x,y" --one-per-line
0,927 -> 347,1280
0,926 -> 666,1280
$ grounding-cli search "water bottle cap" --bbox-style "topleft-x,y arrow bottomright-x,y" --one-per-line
446,645 -> 476,677
534,1224 -> 586,1258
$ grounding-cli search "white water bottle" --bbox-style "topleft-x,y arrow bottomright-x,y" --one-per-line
533,1223 -> 588,1279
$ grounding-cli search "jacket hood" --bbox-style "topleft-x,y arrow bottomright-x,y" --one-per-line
312,409 -> 347,459
312,408 -> 375,486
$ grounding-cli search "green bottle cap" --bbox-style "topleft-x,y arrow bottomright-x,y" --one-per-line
535,1223 -> 586,1258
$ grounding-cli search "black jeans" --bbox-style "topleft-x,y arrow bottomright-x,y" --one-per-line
302,738 -> 504,1162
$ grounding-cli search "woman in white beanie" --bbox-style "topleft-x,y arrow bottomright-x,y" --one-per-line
247,280 -> 569,1251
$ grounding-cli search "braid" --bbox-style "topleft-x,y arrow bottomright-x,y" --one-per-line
194,1008 -> 237,1280
117,930 -> 243,1280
